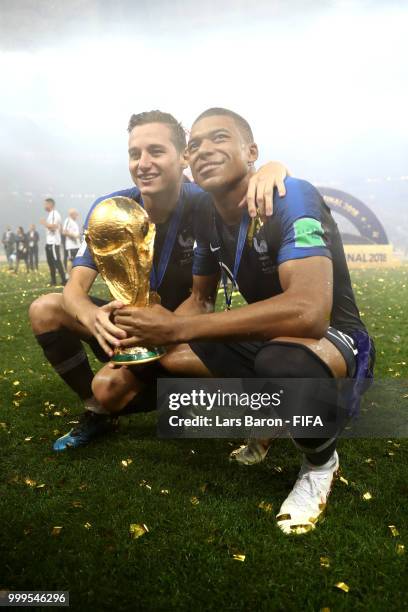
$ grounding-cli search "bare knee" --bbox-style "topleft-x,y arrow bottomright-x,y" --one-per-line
160,344 -> 211,376
92,367 -> 140,412
29,293 -> 65,334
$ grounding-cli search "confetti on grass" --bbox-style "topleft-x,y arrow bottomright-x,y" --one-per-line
129,524 -> 149,539
139,480 -> 152,490
24,478 -> 36,488
51,526 -> 63,536
388,525 -> 399,537
334,582 -> 350,593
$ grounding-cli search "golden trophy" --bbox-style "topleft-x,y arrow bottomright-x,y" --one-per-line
85,196 -> 166,365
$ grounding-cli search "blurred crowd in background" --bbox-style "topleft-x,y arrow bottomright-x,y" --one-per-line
1,199 -> 82,286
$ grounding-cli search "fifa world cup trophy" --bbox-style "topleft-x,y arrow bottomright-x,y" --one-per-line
85,196 -> 166,365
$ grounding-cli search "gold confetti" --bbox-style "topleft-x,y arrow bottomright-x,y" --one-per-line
320,556 -> 330,568
321,608 -> 331,612
51,526 -> 63,536
129,523 -> 149,539
139,480 -> 152,490
53,411 -> 62,417
258,501 -> 273,513
84,522 -> 92,530
396,544 -> 405,556
388,525 -> 399,537
339,476 -> 349,485
160,489 -> 170,495
35,484 -> 46,489
291,524 -> 314,535
362,492 -> 372,501
12,381 -> 20,386
24,478 -> 37,487
273,466 -> 283,473
364,458 -> 374,464
0,422 -> 8,429
121,459 -> 133,468
190,496 -> 200,506
232,554 -> 245,562
72,501 -> 83,508
24,437 -> 33,442
335,582 -> 350,593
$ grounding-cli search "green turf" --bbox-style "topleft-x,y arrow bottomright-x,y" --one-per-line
0,265 -> 407,611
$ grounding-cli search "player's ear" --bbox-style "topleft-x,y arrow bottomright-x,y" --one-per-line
180,147 -> 189,169
248,142 -> 259,165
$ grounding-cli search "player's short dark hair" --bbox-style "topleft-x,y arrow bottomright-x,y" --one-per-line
127,110 -> 187,152
192,107 -> 254,144
45,197 -> 55,206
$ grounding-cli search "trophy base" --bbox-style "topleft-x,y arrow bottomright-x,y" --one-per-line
111,345 -> 166,366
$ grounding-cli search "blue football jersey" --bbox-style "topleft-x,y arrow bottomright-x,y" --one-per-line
196,177 -> 365,333
73,183 -> 217,311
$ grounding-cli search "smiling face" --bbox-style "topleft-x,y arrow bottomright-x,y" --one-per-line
187,115 -> 258,194
128,122 -> 186,197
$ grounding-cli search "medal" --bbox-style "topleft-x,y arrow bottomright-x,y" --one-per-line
149,196 -> 185,291
212,210 -> 250,310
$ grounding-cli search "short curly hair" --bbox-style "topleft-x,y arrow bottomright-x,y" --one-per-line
127,110 -> 187,152
192,107 -> 254,144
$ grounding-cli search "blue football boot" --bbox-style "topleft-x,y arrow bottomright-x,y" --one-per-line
53,411 -> 118,451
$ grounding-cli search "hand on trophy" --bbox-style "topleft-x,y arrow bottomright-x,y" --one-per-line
87,300 -> 127,357
114,303 -> 179,349
85,196 -> 166,364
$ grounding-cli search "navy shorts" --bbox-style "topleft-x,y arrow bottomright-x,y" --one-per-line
189,327 -> 375,379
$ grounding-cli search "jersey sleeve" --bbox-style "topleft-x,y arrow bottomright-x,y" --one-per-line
72,187 -> 140,271
189,190 -> 219,276
273,178 -> 332,265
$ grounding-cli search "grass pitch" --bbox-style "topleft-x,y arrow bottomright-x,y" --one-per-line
0,265 -> 407,611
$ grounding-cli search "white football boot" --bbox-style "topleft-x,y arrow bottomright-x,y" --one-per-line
276,451 -> 339,535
